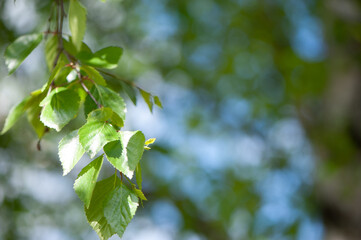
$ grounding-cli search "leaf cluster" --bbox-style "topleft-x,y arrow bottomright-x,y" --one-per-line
1,0 -> 162,239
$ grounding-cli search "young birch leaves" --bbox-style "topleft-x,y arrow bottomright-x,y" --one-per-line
1,0 -> 160,239
104,131 -> 145,179
79,108 -> 119,158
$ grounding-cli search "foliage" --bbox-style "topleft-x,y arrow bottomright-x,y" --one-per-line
0,0 -> 162,239
4,0 -> 357,239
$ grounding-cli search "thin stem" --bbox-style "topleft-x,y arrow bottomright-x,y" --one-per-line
125,176 -> 134,186
47,1 -> 101,120
37,139 -> 42,151
77,71 -> 103,108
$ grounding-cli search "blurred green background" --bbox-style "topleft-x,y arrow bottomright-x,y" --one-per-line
1,0 -> 361,239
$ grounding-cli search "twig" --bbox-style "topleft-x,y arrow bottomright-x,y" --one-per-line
47,1 -> 102,114
77,71 -> 103,108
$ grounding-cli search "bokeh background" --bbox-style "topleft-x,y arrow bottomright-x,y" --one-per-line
1,0 -> 361,239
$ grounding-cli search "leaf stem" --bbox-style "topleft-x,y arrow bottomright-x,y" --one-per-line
77,71 -> 103,108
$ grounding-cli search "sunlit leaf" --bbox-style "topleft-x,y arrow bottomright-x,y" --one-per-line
79,108 -> 119,158
5,33 -> 43,75
69,0 -> 87,51
40,87 -> 81,131
58,130 -> 85,175
74,155 -> 103,208
104,131 -> 145,179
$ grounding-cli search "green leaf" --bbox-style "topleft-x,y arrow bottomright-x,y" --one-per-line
79,109 -> 119,158
58,130 -> 85,175
120,82 -> 137,105
140,89 -> 153,113
25,90 -> 47,138
1,96 -> 31,134
104,131 -> 145,179
45,35 -> 58,70
87,107 -> 124,129
154,96 -> 163,109
104,182 -> 139,238
53,60 -> 72,85
87,107 -> 113,121
40,88 -> 81,131
69,0 -> 87,51
5,33 -> 43,75
74,155 -> 103,208
77,46 -> 123,69
136,163 -> 142,190
84,85 -> 126,121
63,37 -> 92,56
110,113 -> 124,129
41,60 -> 66,92
85,174 -> 119,240
87,107 -> 124,128
81,65 -> 107,86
